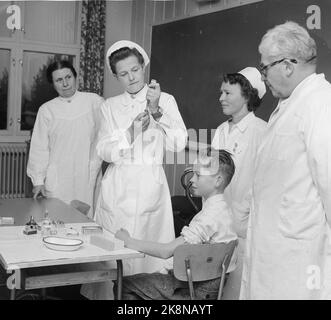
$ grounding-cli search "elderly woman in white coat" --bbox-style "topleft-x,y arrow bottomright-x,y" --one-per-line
27,60 -> 103,216
95,41 -> 187,275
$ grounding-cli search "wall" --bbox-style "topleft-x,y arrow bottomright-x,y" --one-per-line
131,0 -> 263,75
103,0 -> 133,98
130,0 -> 263,195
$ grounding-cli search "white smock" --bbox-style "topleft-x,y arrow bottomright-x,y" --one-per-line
212,112 -> 266,299
81,85 -> 187,300
95,83 -> 187,269
241,73 -> 331,300
212,112 -> 267,237
27,91 -> 103,213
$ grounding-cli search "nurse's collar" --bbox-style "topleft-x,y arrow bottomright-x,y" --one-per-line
59,89 -> 78,103
128,84 -> 147,99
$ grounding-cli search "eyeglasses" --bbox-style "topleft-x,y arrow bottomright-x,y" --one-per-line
259,58 -> 298,76
259,55 -> 317,77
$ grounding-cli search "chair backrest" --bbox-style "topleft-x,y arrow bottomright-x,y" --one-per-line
173,240 -> 238,282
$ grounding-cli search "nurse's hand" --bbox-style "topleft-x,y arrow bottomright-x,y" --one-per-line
127,111 -> 150,143
146,79 -> 161,112
115,228 -> 131,242
32,185 -> 47,199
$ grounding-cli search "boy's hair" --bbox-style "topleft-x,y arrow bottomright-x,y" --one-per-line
199,148 -> 235,187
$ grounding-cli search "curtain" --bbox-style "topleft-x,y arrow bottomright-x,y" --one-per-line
79,0 -> 106,96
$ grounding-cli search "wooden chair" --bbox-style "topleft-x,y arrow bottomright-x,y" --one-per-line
173,240 -> 238,300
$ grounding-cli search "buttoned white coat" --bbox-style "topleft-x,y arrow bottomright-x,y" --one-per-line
95,85 -> 187,275
241,74 -> 331,299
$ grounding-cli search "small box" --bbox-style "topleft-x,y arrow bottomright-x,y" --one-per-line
23,224 -> 37,235
82,225 -> 103,235
0,217 -> 14,225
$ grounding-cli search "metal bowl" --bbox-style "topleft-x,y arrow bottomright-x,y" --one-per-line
42,236 -> 83,251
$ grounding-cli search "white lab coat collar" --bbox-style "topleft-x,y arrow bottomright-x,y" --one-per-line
57,89 -> 79,103
232,112 -> 256,133
121,84 -> 148,106
269,73 -> 319,125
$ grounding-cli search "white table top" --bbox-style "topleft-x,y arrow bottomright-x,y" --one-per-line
0,198 -> 144,271
0,222 -> 143,271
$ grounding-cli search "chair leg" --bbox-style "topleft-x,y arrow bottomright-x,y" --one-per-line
116,260 -> 123,300
10,288 -> 16,300
185,259 -> 195,300
217,255 -> 229,300
41,288 -> 47,300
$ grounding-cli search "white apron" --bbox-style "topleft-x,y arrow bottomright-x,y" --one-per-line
82,85 -> 187,299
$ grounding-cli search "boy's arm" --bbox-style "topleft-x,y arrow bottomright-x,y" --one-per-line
115,229 -> 185,259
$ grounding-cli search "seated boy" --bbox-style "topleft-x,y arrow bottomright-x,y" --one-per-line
114,148 -> 237,300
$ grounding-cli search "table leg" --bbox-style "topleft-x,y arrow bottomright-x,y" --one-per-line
116,260 -> 123,300
7,269 -> 20,300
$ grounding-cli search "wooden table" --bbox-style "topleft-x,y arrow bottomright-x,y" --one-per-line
0,198 -> 144,300
0,197 -> 91,225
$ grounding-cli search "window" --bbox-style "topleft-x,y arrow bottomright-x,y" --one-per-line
0,49 -> 10,130
0,1 -> 81,142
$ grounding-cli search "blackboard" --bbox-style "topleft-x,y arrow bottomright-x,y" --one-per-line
150,0 -> 331,145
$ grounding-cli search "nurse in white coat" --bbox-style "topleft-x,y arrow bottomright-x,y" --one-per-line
241,21 -> 331,299
27,60 -> 103,215
211,67 -> 266,299
95,41 -> 187,276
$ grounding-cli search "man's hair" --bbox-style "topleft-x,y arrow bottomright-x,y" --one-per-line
109,47 -> 145,75
46,60 -> 77,84
199,148 -> 235,187
222,73 -> 262,112
258,21 -> 317,65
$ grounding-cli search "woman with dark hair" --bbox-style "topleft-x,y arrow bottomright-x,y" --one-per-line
94,40 -> 187,279
211,67 -> 267,299
27,60 -> 103,216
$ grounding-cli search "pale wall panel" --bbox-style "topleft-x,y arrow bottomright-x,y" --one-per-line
131,0 -> 138,44
133,0 -> 146,47
103,0 -> 133,99
185,0 -> 201,15
174,0 -> 187,17
153,0 -> 165,24
164,1 -> 176,20
142,0 -> 154,81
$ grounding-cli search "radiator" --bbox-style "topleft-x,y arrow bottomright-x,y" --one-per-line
0,144 -> 28,199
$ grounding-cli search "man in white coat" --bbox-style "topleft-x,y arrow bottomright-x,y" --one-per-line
241,21 -> 331,299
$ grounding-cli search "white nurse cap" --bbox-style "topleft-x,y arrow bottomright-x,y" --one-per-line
238,67 -> 266,99
105,40 -> 150,74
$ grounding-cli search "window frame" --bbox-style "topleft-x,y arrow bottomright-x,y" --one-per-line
0,1 -> 81,143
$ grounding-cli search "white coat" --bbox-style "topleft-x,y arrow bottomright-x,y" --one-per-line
95,84 -> 187,275
212,112 -> 267,237
27,91 -> 103,212
241,74 -> 331,299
